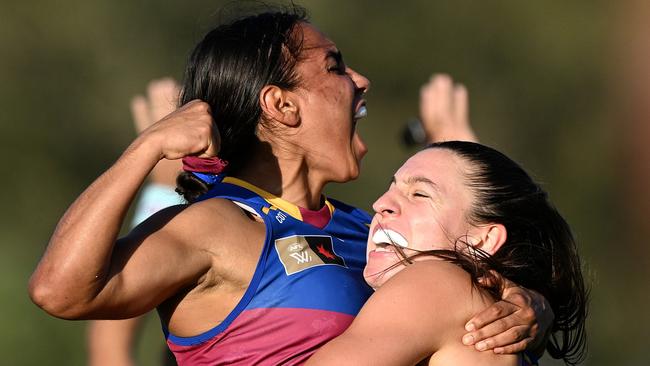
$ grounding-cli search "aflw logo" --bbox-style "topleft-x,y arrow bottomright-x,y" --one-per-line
289,251 -> 312,264
275,235 -> 346,275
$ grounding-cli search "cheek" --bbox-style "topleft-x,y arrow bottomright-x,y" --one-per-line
411,217 -> 453,250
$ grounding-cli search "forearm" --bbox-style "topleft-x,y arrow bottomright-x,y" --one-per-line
29,137 -> 161,318
87,317 -> 144,366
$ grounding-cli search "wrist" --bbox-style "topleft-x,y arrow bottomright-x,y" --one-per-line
128,132 -> 165,163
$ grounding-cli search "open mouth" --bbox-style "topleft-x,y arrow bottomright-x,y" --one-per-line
371,228 -> 409,249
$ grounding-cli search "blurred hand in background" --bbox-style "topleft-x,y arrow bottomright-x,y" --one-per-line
420,74 -> 477,143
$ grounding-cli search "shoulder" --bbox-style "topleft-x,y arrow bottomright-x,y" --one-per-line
379,260 -> 476,299
359,260 -> 493,346
129,197 -> 263,251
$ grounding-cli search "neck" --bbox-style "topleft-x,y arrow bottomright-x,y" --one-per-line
233,141 -> 327,210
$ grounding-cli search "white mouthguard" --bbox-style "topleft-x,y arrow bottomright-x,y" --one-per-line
354,105 -> 367,119
372,229 -> 409,248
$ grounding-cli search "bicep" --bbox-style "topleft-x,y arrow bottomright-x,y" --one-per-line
86,206 -> 213,318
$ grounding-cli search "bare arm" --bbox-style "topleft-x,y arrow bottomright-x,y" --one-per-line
29,100 -> 219,319
307,261 -> 514,366
307,262 -> 456,366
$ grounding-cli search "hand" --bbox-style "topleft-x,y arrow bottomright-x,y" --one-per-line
419,74 -> 477,143
139,99 -> 220,161
131,78 -> 180,133
130,78 -> 182,186
462,278 -> 554,355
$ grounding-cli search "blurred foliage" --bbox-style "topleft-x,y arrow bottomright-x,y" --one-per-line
0,0 -> 637,365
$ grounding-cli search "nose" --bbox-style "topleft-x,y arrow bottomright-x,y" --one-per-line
372,189 -> 400,217
347,67 -> 371,94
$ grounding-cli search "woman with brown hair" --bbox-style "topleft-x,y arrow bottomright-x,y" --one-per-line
308,141 -> 588,365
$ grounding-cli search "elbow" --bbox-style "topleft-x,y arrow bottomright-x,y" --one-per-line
28,274 -> 88,319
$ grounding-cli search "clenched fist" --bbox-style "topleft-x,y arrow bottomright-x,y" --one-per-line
139,100 -> 221,161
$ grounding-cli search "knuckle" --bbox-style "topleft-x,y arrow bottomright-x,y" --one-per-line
529,323 -> 539,336
492,305 -> 504,317
511,328 -> 523,341
521,307 -> 536,322
194,101 -> 210,112
508,292 -> 527,305
471,329 -> 484,340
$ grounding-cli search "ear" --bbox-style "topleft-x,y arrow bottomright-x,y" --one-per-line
259,85 -> 300,127
470,224 -> 507,256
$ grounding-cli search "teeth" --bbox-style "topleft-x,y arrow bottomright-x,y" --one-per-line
354,105 -> 367,119
372,229 -> 409,248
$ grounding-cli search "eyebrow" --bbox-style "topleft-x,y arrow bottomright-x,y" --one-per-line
391,175 -> 441,193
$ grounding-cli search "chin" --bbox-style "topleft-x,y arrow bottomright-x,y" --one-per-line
363,263 -> 399,290
329,165 -> 360,183
363,274 -> 383,290
345,157 -> 363,180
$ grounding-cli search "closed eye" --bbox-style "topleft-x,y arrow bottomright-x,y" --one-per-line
328,63 -> 346,75
326,50 -> 347,75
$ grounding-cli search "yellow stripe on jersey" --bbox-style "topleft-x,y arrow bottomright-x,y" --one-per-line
222,177 -> 336,222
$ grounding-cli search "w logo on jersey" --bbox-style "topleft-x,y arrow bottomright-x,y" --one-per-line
289,251 -> 312,264
275,235 -> 346,275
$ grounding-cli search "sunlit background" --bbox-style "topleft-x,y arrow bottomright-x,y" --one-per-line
1,0 -> 646,364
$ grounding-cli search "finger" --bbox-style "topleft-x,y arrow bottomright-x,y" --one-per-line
463,316 -> 511,346
419,83 -> 439,122
502,288 -> 533,309
477,270 -> 499,288
130,95 -> 151,134
198,143 -> 219,159
500,275 -> 519,291
207,121 -> 221,157
431,74 -> 453,108
452,84 -> 468,123
419,76 -> 445,125
465,300 -> 520,332
493,338 -> 534,355
469,325 -> 531,352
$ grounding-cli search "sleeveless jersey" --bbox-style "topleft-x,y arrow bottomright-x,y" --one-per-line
165,177 -> 373,365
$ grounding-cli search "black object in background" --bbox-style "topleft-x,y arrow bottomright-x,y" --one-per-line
401,118 -> 427,147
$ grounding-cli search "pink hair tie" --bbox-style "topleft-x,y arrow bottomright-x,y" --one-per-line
182,156 -> 229,174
